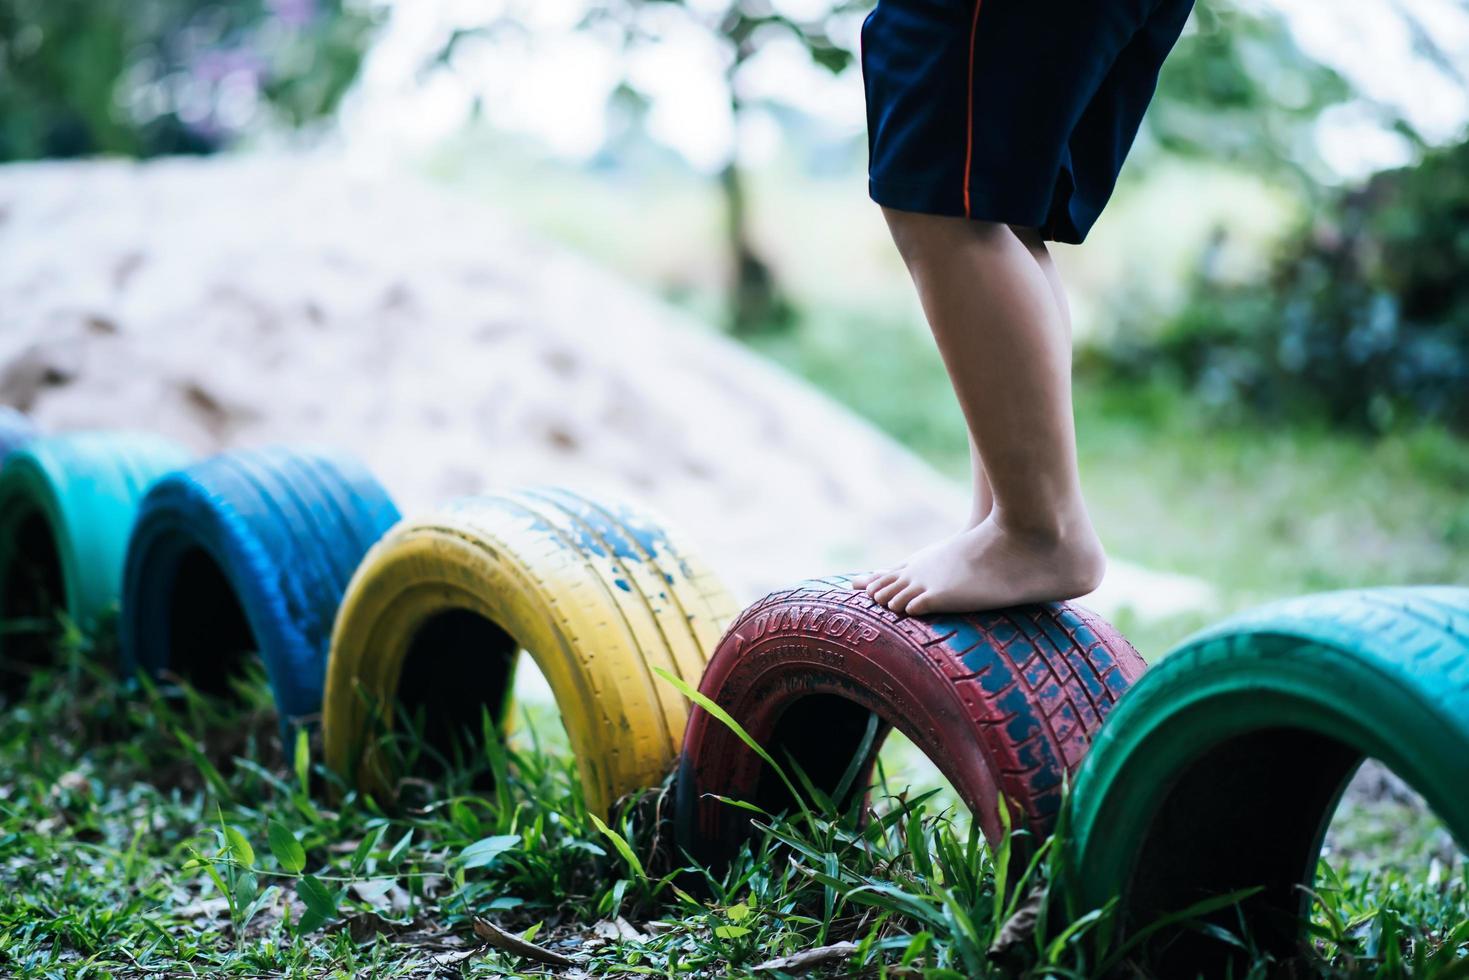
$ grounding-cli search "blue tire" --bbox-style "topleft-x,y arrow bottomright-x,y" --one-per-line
0,432 -> 192,691
0,407 -> 38,462
120,446 -> 400,723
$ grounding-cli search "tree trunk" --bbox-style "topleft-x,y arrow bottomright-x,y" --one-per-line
720,66 -> 795,337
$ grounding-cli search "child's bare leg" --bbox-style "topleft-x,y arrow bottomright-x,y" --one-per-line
852,222 -> 1074,588
968,230 -> 1065,528
858,207 -> 1104,615
967,433 -> 994,527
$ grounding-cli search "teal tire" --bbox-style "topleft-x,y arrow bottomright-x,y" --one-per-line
0,432 -> 192,693
1065,587 -> 1469,975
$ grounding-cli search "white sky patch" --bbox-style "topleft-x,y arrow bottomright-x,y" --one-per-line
736,30 -> 866,132
1315,103 -> 1419,176
625,14 -> 736,171
735,106 -> 784,168
491,33 -> 619,159
1271,0 -> 1469,158
769,0 -> 839,20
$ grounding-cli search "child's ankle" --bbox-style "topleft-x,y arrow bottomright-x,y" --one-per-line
990,501 -> 1096,545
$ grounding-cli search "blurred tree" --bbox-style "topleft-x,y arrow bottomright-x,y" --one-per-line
0,0 -> 381,160
576,0 -> 863,337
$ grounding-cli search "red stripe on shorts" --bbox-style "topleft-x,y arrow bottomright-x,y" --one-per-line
963,0 -> 984,217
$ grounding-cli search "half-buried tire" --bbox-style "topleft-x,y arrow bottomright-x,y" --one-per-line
674,575 -> 1146,867
120,447 -> 400,725
0,407 -> 38,460
1065,586 -> 1469,976
323,488 -> 740,816
0,432 -> 192,694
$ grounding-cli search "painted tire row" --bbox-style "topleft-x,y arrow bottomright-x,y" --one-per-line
0,414 -> 1465,974
0,423 -> 743,813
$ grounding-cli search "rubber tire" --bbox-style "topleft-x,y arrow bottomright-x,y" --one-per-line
1065,586 -> 1469,976
120,447 -> 400,723
0,407 -> 38,461
674,575 -> 1146,867
0,432 -> 192,677
323,487 -> 740,816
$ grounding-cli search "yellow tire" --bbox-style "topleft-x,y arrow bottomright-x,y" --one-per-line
323,486 -> 739,815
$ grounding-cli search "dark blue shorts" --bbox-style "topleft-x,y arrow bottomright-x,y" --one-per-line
860,0 -> 1194,244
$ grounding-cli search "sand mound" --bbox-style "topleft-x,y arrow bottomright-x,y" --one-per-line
0,155 -> 1209,618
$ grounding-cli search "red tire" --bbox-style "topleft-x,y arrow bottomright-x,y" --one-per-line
674,575 -> 1145,863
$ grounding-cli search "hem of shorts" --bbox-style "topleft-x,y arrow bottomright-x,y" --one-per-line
867,175 -> 1087,245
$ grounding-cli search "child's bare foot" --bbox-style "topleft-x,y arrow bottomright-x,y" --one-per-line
849,508 -> 984,591
849,565 -> 900,591
859,514 -> 1105,615
850,501 -> 987,591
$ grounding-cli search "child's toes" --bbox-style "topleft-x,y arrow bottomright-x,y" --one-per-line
905,591 -> 934,616
888,581 -> 925,615
863,570 -> 900,598
858,561 -> 909,589
873,575 -> 908,606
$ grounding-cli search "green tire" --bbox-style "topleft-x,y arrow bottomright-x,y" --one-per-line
0,432 -> 192,689
1065,586 -> 1469,974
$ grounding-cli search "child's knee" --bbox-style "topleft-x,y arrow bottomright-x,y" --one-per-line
881,206 -> 1010,265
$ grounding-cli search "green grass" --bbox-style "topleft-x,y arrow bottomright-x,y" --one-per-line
0,620 -> 1464,977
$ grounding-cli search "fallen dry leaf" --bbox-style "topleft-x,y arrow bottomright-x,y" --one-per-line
988,882 -> 1045,959
430,947 -> 481,967
592,917 -> 648,943
753,942 -> 859,973
174,896 -> 233,923
342,910 -> 411,943
473,917 -> 578,968
349,878 -> 414,914
54,770 -> 91,798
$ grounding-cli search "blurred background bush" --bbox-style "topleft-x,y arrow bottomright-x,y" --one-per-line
1091,136 -> 1469,434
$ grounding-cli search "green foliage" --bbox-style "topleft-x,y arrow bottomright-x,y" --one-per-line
0,0 -> 381,161
0,614 -> 1463,974
1092,137 -> 1469,435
